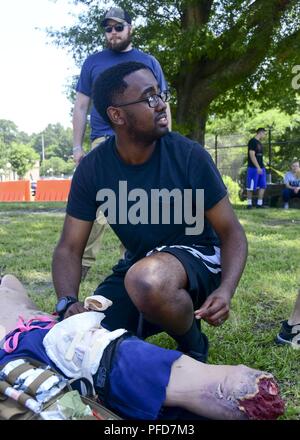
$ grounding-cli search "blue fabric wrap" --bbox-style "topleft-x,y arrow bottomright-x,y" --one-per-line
107,336 -> 182,419
0,327 -> 58,370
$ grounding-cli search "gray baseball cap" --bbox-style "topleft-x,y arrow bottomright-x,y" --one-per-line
101,7 -> 132,26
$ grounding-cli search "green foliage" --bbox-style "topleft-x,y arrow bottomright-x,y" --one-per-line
222,175 -> 240,204
31,123 -> 73,161
207,103 -> 296,137
0,119 -> 77,181
0,119 -> 19,145
206,104 -> 300,179
8,143 -> 39,179
0,139 -> 10,171
48,1 -> 300,140
40,157 -> 75,177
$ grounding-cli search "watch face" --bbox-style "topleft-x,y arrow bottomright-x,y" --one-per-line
56,297 -> 68,314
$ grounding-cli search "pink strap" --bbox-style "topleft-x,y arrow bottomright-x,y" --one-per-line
3,315 -> 57,353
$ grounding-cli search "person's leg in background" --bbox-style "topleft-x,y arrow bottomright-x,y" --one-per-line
82,213 -> 127,280
246,167 -> 258,209
282,188 -> 300,209
276,289 -> 300,348
282,188 -> 292,209
256,168 -> 267,208
81,213 -> 108,280
81,135 -> 125,280
81,136 -> 109,280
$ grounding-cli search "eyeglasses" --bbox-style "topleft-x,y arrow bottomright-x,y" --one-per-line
114,91 -> 170,109
104,24 -> 127,33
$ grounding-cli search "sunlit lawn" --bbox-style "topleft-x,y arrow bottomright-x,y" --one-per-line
0,202 -> 299,419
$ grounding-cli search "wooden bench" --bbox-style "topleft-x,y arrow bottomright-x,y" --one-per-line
239,183 -> 300,208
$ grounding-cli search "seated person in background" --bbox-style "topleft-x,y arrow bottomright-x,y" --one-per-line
276,288 -> 300,348
0,275 -> 284,420
283,160 -> 300,209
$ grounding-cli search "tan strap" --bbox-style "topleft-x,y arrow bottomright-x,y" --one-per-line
6,363 -> 33,385
26,370 -> 56,396
0,380 -> 29,405
0,380 -> 40,416
17,391 -> 35,407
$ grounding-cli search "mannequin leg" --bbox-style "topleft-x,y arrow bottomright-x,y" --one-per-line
0,275 -> 52,335
165,355 -> 284,420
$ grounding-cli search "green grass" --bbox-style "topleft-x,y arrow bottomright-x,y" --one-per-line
0,201 -> 299,419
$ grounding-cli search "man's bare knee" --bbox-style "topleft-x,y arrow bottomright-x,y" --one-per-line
125,259 -> 164,310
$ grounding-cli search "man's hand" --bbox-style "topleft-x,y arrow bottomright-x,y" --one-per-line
73,147 -> 85,166
63,301 -> 87,319
293,187 -> 300,194
257,167 -> 263,175
194,288 -> 231,326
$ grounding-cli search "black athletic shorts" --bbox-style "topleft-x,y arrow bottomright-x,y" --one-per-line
94,244 -> 221,338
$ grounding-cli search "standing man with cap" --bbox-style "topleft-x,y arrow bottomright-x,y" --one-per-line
72,6 -> 172,280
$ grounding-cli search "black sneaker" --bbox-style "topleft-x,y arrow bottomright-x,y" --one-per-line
275,320 -> 300,348
246,205 -> 253,210
256,204 -> 268,209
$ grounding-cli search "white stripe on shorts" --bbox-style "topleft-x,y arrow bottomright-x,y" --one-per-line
147,245 -> 221,274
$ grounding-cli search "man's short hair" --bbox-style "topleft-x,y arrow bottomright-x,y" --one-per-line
93,62 -> 151,125
256,127 -> 266,134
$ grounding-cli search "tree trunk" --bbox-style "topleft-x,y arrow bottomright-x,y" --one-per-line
176,100 -> 207,146
191,112 -> 207,146
176,77 -> 209,145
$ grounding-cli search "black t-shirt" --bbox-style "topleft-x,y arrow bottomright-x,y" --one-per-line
67,132 -> 227,272
247,137 -> 264,168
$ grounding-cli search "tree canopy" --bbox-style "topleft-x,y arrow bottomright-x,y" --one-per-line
31,123 -> 73,160
8,143 -> 39,179
0,119 -> 74,178
48,0 -> 300,142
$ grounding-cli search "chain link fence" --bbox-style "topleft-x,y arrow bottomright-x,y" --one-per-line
205,130 -> 300,183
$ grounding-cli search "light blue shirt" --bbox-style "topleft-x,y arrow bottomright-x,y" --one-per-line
284,171 -> 300,187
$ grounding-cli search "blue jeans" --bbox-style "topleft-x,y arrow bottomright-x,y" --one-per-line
282,188 -> 300,202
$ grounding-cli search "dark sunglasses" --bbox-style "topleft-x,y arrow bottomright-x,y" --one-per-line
104,24 -> 127,33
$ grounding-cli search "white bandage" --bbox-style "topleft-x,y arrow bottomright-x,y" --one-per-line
84,295 -> 113,311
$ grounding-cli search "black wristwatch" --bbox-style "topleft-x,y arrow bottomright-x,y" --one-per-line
55,296 -> 78,318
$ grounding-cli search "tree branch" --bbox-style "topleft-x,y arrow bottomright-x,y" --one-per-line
274,28 -> 300,62
181,0 -> 214,27
195,0 -> 294,79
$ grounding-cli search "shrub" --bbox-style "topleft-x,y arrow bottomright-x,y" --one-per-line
222,175 -> 240,204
